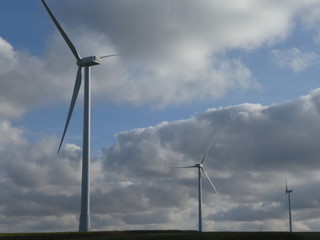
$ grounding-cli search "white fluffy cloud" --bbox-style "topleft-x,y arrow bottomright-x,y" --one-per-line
0,36 -> 74,119
100,88 -> 320,231
35,0 -> 319,107
1,0 -> 320,118
2,89 -> 320,231
0,121 -> 82,232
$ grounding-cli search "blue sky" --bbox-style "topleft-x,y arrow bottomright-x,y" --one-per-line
2,0 -> 320,233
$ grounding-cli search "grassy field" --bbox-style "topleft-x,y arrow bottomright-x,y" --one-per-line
1,231 -> 320,240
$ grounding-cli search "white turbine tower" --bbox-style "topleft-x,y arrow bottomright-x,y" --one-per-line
41,0 -> 122,232
174,140 -> 219,232
285,173 -> 293,232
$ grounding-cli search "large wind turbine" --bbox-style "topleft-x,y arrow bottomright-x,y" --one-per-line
41,0 -> 121,232
285,173 -> 293,232
174,140 -> 219,232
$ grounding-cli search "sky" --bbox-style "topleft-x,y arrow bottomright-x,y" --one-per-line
2,0 -> 320,233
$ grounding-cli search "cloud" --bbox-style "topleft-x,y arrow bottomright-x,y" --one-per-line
4,0 -> 320,233
0,36 -> 76,120
58,0 -> 314,52
34,0 -> 317,107
1,0 -> 319,119
99,88 -> 320,231
272,48 -> 319,72
300,3 -> 320,43
2,89 -> 320,231
0,122 -> 84,232
212,202 -> 284,222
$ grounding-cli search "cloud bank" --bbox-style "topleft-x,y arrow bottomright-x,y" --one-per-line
1,90 -> 320,231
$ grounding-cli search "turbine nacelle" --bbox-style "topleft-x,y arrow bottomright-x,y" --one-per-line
195,163 -> 203,168
77,56 -> 102,67
285,189 -> 293,194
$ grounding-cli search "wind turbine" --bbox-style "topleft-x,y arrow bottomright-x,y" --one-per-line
41,0 -> 122,232
174,140 -> 219,232
285,172 -> 293,232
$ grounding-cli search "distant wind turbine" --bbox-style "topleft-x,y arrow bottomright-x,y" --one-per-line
173,140 -> 219,232
41,0 -> 123,232
285,171 -> 293,232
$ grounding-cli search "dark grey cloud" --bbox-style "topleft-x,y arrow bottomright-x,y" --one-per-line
123,211 -> 171,225
212,202 -> 285,222
56,0 -> 314,54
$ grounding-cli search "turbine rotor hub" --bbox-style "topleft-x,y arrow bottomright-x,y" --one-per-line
195,163 -> 203,168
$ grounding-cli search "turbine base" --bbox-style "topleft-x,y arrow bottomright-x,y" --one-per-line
79,213 -> 91,232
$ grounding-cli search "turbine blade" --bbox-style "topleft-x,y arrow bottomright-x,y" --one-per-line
285,165 -> 288,193
41,0 -> 81,61
201,167 -> 219,195
100,54 -> 127,59
171,166 -> 196,169
57,67 -> 82,153
200,137 -> 215,164
282,194 -> 287,209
